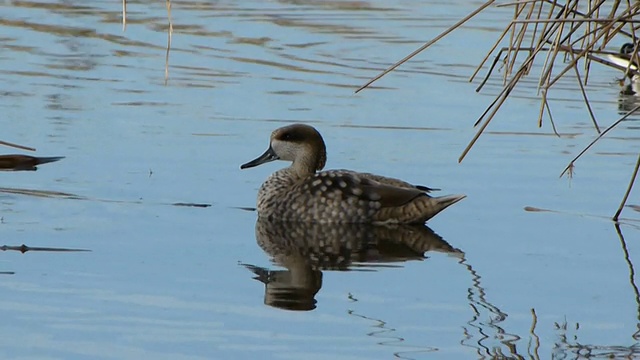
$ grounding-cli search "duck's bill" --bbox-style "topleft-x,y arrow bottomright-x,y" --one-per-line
240,147 -> 279,169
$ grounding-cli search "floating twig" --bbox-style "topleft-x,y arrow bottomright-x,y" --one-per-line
0,244 -> 90,253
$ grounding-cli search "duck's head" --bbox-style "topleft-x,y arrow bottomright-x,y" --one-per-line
621,43 -> 637,55
241,124 -> 327,176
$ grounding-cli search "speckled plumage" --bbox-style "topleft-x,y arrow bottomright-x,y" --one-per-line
241,124 -> 465,224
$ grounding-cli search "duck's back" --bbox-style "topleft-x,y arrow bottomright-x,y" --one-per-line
257,169 -> 390,223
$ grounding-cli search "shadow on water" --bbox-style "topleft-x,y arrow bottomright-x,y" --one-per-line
242,219 -> 462,311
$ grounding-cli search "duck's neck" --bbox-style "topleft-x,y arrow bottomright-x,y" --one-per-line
295,144 -> 326,178
290,156 -> 318,179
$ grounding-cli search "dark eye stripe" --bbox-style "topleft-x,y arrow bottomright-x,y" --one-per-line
281,131 -> 302,142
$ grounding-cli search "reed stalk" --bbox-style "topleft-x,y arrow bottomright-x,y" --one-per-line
357,0 -> 640,219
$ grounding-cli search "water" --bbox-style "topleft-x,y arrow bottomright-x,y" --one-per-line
1,0 -> 639,359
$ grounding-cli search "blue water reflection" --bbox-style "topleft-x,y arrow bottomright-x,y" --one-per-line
1,0 -> 639,359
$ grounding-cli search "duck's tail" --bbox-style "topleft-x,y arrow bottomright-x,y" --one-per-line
34,156 -> 65,166
0,155 -> 64,171
374,193 -> 466,224
416,194 -> 466,223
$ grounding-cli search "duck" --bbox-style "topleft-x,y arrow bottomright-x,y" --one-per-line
0,154 -> 64,171
606,43 -> 640,94
240,124 -> 465,224
606,43 -> 639,81
606,43 -> 639,74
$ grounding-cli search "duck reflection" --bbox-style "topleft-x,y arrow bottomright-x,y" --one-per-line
243,219 -> 462,311
618,86 -> 640,114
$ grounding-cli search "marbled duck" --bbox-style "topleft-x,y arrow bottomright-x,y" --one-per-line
240,124 -> 465,224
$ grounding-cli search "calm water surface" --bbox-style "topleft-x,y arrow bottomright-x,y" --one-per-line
1,0 -> 640,359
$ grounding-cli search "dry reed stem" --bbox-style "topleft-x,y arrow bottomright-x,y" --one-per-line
473,14 -> 563,124
429,0 -> 640,215
560,102 -> 640,178
0,140 -> 35,152
569,49 -> 600,132
538,10 -> 565,91
536,89 -> 559,135
614,153 -> 640,221
525,1 -> 545,77
473,70 -> 519,127
542,93 -> 559,135
546,3 -> 637,89
468,0 -> 637,163
475,47 -> 538,92
355,0 -> 496,93
536,16 -> 563,89
530,5 -> 563,90
508,2 -> 535,78
470,25 -> 516,83
459,67 -> 526,162
537,90 -> 547,127
530,0 -> 548,50
366,1 -> 640,213
505,4 -> 519,79
540,1 -> 589,90
497,0 -> 540,7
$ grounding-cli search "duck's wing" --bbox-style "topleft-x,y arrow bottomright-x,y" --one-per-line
304,170 -> 426,208
367,181 -> 427,207
414,185 -> 440,193
337,170 -> 440,193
